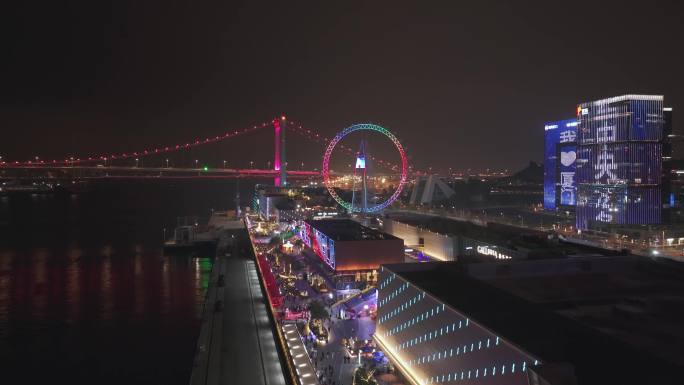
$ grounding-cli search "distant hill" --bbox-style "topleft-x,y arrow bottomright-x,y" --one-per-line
499,161 -> 543,184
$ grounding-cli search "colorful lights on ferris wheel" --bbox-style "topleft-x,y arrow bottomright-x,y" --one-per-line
322,123 -> 408,213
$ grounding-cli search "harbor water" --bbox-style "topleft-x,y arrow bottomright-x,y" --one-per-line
0,179 -> 254,385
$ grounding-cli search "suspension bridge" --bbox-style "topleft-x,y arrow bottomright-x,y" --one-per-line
0,116 -> 409,184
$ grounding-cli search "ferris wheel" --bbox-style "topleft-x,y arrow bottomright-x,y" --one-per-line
322,123 -> 408,213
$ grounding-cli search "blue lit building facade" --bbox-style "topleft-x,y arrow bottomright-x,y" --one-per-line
544,119 -> 578,210
576,95 -> 667,230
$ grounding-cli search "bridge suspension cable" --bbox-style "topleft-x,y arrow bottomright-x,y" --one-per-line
3,117 -> 416,173
2,119 -> 275,166
287,120 -> 404,173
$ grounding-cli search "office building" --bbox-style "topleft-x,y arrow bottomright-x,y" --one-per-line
544,119 -> 579,210
576,95 -> 671,230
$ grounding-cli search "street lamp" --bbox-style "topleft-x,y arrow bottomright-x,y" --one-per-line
250,160 -> 254,169
166,158 -> 170,168
195,159 -> 199,169
223,160 -> 227,169
135,158 -> 139,168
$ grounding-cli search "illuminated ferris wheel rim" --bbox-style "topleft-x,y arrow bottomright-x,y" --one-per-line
322,123 -> 408,213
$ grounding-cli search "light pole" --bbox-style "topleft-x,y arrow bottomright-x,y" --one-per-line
166,158 -> 170,168
195,159 -> 199,169
135,158 -> 139,168
223,160 -> 227,169
250,160 -> 254,169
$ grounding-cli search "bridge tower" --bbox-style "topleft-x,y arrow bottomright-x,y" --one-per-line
274,116 -> 287,186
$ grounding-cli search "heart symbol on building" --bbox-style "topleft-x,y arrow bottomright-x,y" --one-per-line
560,151 -> 576,166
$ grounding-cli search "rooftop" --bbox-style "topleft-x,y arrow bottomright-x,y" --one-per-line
305,219 -> 398,242
383,256 -> 684,385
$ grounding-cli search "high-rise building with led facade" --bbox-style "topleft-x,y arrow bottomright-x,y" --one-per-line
576,95 -> 670,230
544,119 -> 578,210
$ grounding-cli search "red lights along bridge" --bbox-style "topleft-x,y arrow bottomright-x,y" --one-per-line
0,116 -> 408,183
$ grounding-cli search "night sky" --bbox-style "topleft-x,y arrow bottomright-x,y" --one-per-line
2,1 -> 683,172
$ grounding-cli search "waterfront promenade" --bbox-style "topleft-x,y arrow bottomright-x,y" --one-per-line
190,235 -> 286,385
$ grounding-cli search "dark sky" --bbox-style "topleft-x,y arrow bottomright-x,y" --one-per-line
2,0 -> 683,172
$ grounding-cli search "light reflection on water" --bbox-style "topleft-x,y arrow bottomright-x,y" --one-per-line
0,181 -> 228,385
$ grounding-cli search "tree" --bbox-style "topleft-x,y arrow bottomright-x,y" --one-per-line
268,235 -> 282,247
353,367 -> 377,385
308,299 -> 328,320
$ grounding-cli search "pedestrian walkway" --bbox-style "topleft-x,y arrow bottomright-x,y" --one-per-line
190,254 -> 286,385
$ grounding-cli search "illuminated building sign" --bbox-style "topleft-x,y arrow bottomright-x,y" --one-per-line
476,245 -> 512,260
544,119 -> 578,210
576,95 -> 664,229
355,155 -> 366,169
559,144 -> 577,206
299,221 -> 336,269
